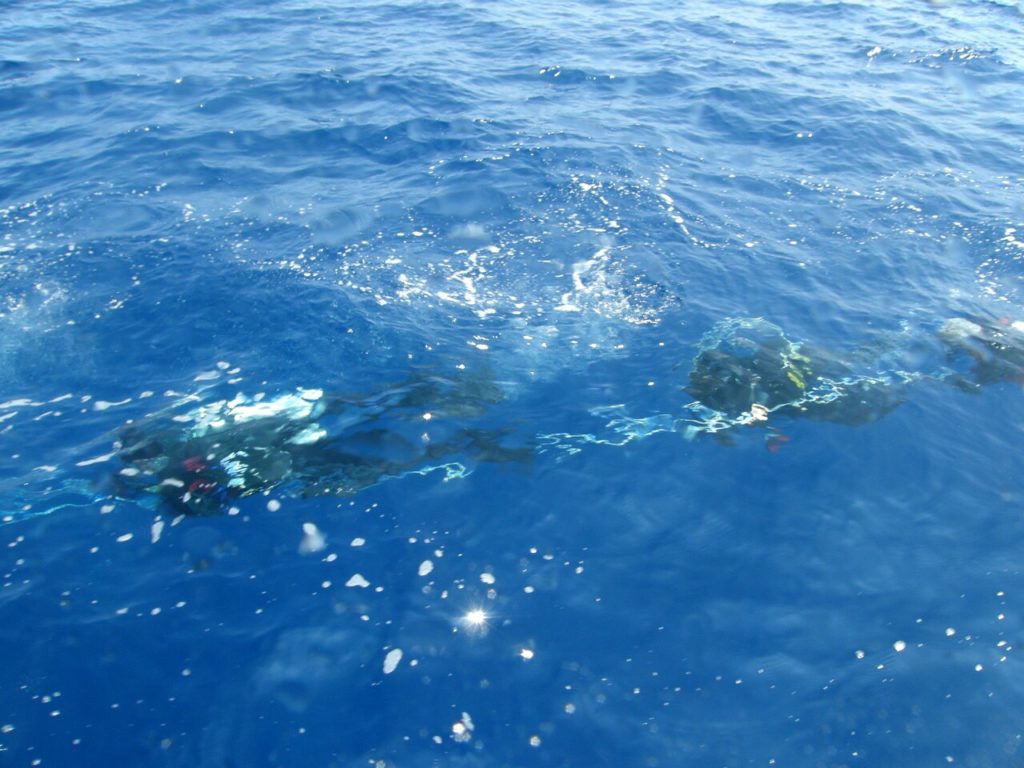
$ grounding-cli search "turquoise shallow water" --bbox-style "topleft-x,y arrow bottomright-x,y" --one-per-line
2,1 -> 1024,766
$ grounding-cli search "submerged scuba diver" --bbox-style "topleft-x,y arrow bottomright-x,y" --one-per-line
113,369 -> 529,516
683,318 -> 910,430
682,313 -> 1024,434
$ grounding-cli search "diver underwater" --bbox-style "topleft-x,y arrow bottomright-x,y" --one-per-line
111,370 -> 530,517
101,313 -> 1024,517
680,314 -> 1023,432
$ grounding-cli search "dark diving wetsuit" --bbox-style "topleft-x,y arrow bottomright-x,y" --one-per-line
684,318 -> 907,428
114,372 -> 528,516
683,314 -> 1024,433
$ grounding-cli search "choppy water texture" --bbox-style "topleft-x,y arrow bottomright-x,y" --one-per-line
3,1 -> 1024,766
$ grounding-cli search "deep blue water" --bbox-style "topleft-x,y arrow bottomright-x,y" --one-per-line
3,1 -> 1024,766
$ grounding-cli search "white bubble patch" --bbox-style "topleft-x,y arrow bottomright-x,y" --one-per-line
298,522 -> 326,554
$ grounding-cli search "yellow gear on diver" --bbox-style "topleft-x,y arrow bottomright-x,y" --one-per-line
781,345 -> 812,390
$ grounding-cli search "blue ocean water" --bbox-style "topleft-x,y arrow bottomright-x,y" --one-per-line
3,0 -> 1024,765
